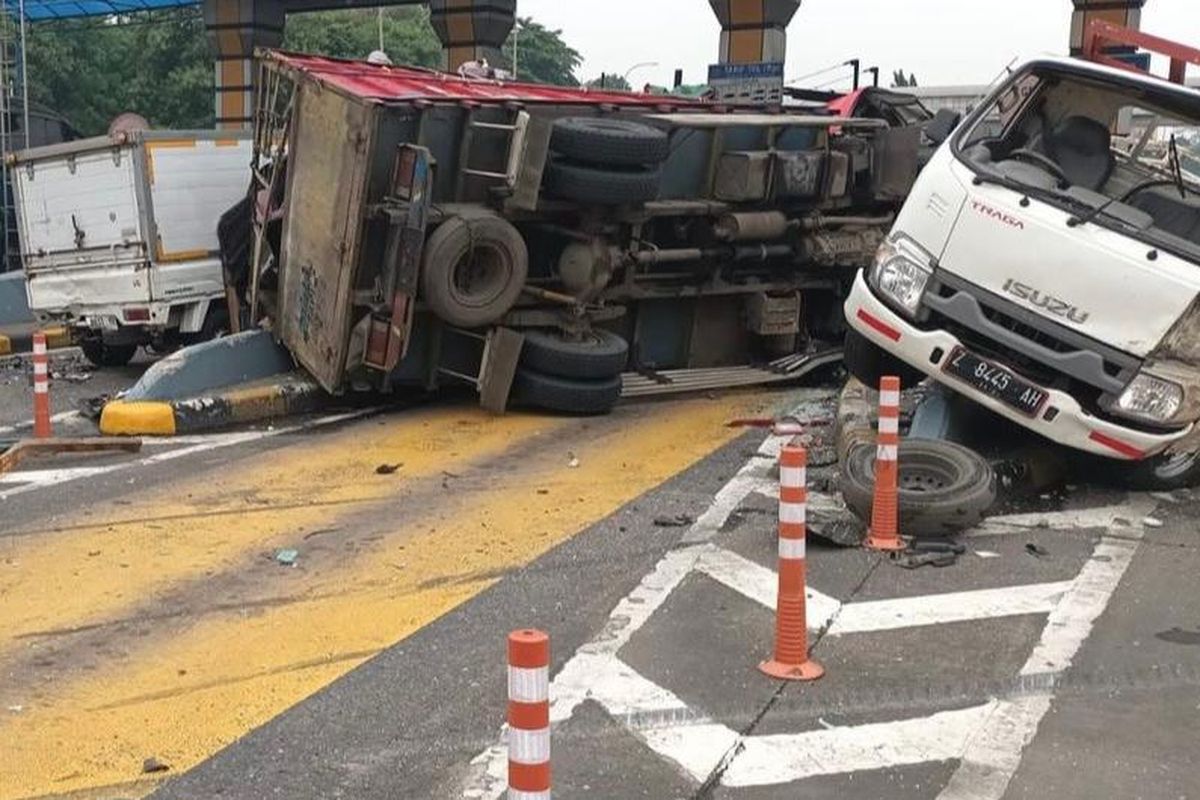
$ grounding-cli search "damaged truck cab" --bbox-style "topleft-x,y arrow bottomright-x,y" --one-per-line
846,38 -> 1200,488
246,51 -> 919,415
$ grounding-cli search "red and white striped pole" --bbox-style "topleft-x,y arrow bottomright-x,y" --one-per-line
865,375 -> 905,551
32,332 -> 51,439
507,629 -> 550,799
759,443 -> 824,682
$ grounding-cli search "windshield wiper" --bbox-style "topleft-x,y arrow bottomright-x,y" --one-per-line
1067,194 -> 1122,228
971,169 -> 1059,205
1169,134 -> 1188,200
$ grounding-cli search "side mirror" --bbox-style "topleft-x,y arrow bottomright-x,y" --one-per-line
924,108 -> 963,146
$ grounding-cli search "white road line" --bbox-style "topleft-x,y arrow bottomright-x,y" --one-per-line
936,529 -> 1143,800
0,410 -> 79,436
642,723 -> 743,784
722,703 -> 996,787
463,433 -> 790,799
830,581 -> 1070,636
681,434 -> 789,544
0,466 -> 110,486
973,496 -> 1156,535
0,410 -> 372,501
696,544 -> 1069,636
695,546 -> 841,628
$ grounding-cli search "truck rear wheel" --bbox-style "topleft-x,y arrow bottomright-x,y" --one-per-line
843,327 -> 925,390
512,368 -> 622,415
421,216 -> 528,329
550,118 -> 670,167
520,329 -> 629,380
80,340 -> 138,368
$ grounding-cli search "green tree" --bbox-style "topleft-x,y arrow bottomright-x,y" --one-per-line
21,7 -> 581,136
502,17 -> 581,86
283,7 -> 441,66
26,9 -> 213,135
585,74 -> 632,91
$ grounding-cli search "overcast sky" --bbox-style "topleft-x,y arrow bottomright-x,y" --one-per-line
515,0 -> 1200,89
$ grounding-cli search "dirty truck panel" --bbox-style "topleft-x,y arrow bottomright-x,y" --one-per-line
250,51 -> 919,412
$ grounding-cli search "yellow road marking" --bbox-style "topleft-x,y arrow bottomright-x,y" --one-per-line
1,405 -> 559,649
0,392 -> 769,798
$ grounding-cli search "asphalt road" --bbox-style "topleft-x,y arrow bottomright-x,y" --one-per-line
1,367 -> 1197,800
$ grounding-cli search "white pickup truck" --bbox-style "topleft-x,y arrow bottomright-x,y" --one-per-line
12,130 -> 250,366
844,53 -> 1200,489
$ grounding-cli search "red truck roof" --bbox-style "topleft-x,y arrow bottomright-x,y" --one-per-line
268,51 -> 701,107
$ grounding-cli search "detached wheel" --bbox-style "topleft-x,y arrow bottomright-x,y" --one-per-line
421,215 -> 529,328
80,340 -> 138,368
840,439 -> 996,536
544,160 -> 661,205
843,327 -> 925,390
550,117 -> 670,166
520,329 -> 629,380
512,368 -> 622,415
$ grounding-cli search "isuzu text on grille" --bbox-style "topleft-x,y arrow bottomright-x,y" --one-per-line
1002,279 -> 1090,324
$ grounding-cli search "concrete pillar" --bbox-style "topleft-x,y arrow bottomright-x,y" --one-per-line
428,0 -> 517,71
204,0 -> 284,130
708,0 -> 802,65
1070,0 -> 1145,56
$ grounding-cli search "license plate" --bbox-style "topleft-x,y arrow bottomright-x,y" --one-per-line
943,347 -> 1048,417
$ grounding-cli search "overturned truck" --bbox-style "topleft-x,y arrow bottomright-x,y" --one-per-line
239,52 -> 921,414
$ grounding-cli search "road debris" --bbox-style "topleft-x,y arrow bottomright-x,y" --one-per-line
375,463 -> 402,475
1025,543 -> 1051,559
652,514 -> 694,528
142,757 -> 170,774
891,551 -> 957,569
1142,516 -> 1165,528
274,549 -> 299,566
567,453 -> 580,469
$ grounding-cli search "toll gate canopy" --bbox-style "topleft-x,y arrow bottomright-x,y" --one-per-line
8,0 -> 197,20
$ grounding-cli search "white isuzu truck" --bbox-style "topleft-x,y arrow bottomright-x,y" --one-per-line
844,50 -> 1200,489
12,130 -> 250,366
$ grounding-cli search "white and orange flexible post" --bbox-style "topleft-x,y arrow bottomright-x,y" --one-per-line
507,629 -> 551,799
32,332 -> 51,439
865,375 -> 905,551
759,443 -> 824,682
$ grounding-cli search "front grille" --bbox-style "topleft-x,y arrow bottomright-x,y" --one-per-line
915,270 -> 1170,430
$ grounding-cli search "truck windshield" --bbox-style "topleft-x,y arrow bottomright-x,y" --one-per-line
954,65 -> 1200,261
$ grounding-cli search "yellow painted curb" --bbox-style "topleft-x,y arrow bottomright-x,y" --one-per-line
0,334 -> 10,356
100,400 -> 176,436
42,326 -> 72,349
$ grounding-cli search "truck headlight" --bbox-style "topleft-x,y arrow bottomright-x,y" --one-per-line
1114,372 -> 1184,424
869,237 -> 932,318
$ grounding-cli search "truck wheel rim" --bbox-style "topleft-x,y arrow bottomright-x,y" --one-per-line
452,244 -> 511,309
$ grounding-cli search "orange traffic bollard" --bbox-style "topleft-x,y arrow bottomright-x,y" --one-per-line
865,375 -> 905,551
759,443 -> 824,682
32,332 -> 51,439
508,629 -> 551,799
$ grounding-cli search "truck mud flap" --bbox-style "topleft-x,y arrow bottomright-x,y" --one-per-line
620,348 -> 843,398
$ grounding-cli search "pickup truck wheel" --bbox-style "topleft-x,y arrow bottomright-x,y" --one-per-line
80,340 -> 138,368
1105,449 -> 1200,491
520,329 -> 629,380
421,216 -> 529,329
512,368 -> 622,415
843,327 -> 925,389
839,439 -> 997,536
550,118 -> 670,167
544,160 -> 661,206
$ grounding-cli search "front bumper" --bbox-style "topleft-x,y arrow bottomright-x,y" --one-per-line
844,271 -> 1192,461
